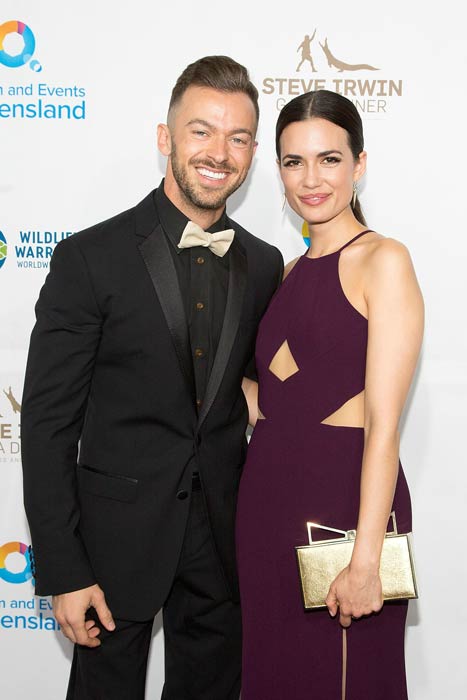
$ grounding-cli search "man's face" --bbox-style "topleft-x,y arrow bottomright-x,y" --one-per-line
158,86 -> 257,216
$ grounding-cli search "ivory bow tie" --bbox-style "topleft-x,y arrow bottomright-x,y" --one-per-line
177,221 -> 235,258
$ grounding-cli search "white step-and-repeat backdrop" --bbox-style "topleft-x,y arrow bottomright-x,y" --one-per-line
1,1 -> 465,697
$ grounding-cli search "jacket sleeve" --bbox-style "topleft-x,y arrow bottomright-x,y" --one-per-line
275,247 -> 285,289
21,236 -> 102,595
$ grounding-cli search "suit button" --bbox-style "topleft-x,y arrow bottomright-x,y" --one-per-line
177,490 -> 188,500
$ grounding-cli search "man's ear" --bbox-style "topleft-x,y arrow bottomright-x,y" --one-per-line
157,123 -> 172,156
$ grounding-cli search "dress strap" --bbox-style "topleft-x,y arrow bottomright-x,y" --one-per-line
337,230 -> 373,253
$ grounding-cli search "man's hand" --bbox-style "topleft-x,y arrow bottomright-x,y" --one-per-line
53,583 -> 115,647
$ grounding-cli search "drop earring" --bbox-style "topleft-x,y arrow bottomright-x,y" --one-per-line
352,182 -> 357,207
282,192 -> 287,211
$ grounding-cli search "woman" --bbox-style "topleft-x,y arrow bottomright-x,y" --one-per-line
236,90 -> 424,699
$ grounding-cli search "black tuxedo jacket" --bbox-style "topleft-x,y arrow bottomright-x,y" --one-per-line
21,189 -> 283,620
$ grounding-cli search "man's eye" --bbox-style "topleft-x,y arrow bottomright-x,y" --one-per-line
231,136 -> 248,146
323,156 -> 341,164
193,130 -> 208,137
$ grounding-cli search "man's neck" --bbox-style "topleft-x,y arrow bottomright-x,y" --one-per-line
163,180 -> 225,230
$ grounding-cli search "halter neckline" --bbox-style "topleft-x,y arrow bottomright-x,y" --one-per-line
303,230 -> 373,261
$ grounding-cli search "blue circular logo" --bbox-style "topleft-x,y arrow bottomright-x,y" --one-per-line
0,542 -> 33,584
0,20 -> 36,68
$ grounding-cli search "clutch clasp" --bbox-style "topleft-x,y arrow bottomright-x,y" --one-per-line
306,511 -> 398,545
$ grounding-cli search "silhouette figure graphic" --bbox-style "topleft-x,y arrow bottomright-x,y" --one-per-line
3,386 -> 21,414
296,31 -> 317,72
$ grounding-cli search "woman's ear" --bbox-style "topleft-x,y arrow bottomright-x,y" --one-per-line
354,150 -> 367,181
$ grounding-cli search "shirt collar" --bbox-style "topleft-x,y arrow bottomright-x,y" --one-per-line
154,179 -> 228,254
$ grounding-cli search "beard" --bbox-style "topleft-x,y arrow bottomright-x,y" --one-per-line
169,143 -> 247,211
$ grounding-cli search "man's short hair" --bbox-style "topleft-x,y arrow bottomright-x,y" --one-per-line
168,55 -> 259,125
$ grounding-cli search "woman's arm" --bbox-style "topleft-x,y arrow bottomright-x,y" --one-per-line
326,238 -> 424,627
242,377 -> 259,428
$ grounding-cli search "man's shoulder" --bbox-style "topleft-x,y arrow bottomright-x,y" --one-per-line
228,217 -> 282,261
65,190 -> 157,251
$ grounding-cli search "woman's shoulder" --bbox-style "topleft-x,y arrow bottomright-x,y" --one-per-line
348,232 -> 414,274
365,235 -> 414,275
355,234 -> 421,302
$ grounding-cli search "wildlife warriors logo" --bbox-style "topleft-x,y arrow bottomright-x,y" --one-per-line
296,30 -> 379,74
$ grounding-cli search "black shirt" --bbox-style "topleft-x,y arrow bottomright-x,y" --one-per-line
154,182 -> 230,412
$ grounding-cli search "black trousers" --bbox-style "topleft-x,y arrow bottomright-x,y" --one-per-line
66,476 -> 242,699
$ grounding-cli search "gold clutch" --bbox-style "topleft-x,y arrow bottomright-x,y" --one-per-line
295,512 -> 418,610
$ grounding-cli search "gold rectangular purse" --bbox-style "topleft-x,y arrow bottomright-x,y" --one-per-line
295,512 -> 418,610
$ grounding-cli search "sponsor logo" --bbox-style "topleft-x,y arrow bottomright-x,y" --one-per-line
0,231 -> 6,268
0,541 -> 59,631
3,387 -> 21,414
0,19 -> 87,120
262,30 -> 403,116
15,229 -> 75,269
0,541 -> 32,584
0,385 -> 21,463
0,228 -> 75,270
296,32 -> 379,74
0,20 -> 41,72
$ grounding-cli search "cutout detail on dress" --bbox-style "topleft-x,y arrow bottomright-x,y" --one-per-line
321,390 -> 364,427
268,340 -> 300,382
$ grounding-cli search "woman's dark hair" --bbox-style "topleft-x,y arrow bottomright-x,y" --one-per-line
168,55 -> 259,127
276,90 -> 366,225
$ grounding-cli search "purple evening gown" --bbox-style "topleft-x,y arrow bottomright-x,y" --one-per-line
236,231 -> 412,700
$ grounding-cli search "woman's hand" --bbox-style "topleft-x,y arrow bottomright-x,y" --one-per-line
325,564 -> 383,628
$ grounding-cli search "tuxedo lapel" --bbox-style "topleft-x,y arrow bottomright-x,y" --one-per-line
139,224 -> 195,398
197,238 -> 248,430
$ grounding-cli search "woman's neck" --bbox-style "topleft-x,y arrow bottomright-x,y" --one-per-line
307,209 -> 366,258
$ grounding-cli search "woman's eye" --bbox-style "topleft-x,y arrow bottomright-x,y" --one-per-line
283,159 -> 301,168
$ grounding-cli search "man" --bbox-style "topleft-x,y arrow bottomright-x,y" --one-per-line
21,55 -> 283,699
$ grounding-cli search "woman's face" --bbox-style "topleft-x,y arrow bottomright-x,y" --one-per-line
278,117 -> 366,227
